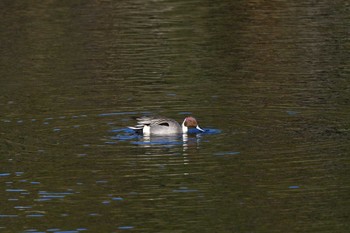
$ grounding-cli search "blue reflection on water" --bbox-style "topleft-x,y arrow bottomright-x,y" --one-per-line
118,226 -> 134,230
199,128 -> 222,134
109,127 -> 220,147
35,191 -> 74,202
30,181 -> 41,185
0,214 -> 18,218
110,128 -> 136,134
286,110 -> 299,116
26,214 -> 45,218
14,206 -> 32,209
172,187 -> 198,193
40,228 -> 87,233
214,151 -> 240,156
111,134 -> 140,141
52,231 -> 79,233
23,230 -> 45,233
6,189 -> 27,192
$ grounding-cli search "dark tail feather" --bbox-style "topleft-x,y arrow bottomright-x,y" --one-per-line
128,126 -> 143,134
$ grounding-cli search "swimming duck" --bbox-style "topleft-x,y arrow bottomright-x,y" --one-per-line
128,116 -> 204,136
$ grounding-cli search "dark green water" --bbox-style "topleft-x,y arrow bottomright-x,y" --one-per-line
1,1 -> 349,232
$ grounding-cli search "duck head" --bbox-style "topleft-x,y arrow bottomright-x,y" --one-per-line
182,116 -> 204,133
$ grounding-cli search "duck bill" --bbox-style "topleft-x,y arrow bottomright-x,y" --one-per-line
196,125 -> 205,132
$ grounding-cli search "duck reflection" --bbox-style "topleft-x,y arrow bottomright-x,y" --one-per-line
134,133 -> 202,150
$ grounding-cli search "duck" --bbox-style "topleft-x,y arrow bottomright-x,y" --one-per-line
128,116 -> 204,136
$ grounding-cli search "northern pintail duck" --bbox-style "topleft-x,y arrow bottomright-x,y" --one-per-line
128,116 -> 204,136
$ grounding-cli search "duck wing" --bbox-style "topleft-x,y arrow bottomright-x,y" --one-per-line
135,116 -> 172,127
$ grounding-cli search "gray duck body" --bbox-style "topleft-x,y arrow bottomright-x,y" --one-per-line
133,116 -> 182,135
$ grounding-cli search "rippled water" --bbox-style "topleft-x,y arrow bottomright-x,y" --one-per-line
1,1 -> 349,232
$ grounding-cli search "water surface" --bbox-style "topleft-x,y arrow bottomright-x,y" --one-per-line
1,1 -> 349,232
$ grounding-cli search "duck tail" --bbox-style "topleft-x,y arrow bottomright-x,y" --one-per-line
128,126 -> 143,134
